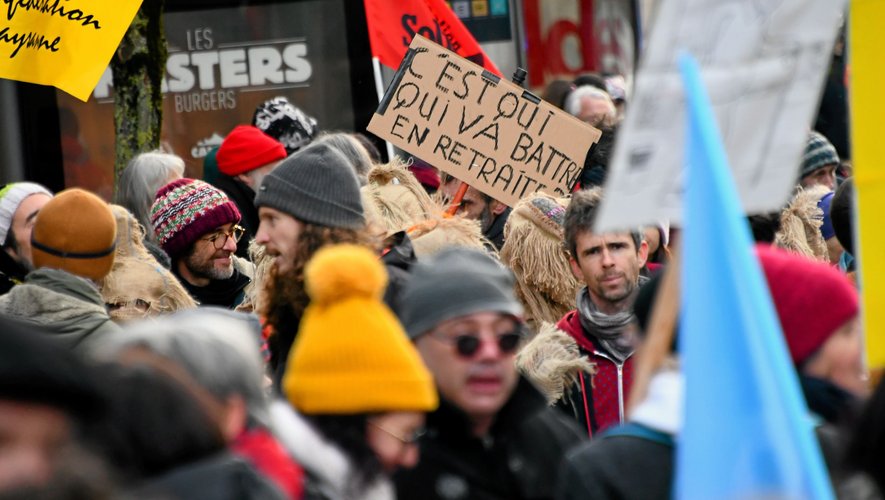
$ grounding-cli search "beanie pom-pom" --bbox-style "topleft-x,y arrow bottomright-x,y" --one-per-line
306,244 -> 387,305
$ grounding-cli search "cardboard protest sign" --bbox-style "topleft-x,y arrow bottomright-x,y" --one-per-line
595,0 -> 847,232
368,35 -> 601,207
0,0 -> 144,101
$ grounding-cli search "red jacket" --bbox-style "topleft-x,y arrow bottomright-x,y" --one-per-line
556,310 -> 634,437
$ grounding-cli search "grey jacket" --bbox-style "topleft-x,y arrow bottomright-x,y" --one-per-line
0,268 -> 119,352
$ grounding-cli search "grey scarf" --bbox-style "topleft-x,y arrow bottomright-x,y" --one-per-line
576,275 -> 649,363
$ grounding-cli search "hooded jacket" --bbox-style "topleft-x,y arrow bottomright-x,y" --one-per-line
0,250 -> 27,295
0,267 -> 119,351
555,310 -> 634,436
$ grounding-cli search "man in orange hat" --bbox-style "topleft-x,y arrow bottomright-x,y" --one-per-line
0,188 -> 119,351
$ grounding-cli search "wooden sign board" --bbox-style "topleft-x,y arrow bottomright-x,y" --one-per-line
368,35 -> 601,207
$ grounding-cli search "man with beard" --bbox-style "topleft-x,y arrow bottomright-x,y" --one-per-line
151,179 -> 251,308
395,247 -> 585,499
0,182 -> 53,294
440,174 -> 511,250
556,188 -> 648,436
253,142 -> 375,387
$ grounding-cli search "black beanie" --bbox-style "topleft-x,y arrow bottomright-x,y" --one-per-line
0,316 -> 105,420
255,142 -> 365,229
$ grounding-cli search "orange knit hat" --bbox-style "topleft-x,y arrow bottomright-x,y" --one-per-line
31,189 -> 116,282
283,244 -> 438,414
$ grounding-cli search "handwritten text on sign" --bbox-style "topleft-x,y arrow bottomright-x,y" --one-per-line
0,0 -> 144,101
368,35 -> 600,207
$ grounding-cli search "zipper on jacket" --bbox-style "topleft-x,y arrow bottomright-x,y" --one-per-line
593,350 -> 631,424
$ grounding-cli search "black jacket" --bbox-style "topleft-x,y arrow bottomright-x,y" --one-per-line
137,452 -> 285,500
556,423 -> 673,500
174,266 -> 251,309
484,207 -> 511,251
211,174 -> 258,259
0,250 -> 27,295
395,377 -> 585,500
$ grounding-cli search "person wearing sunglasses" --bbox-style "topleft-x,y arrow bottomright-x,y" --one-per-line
395,247 -> 585,499
151,179 -> 253,309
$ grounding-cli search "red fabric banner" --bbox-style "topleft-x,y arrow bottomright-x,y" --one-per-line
363,0 -> 501,75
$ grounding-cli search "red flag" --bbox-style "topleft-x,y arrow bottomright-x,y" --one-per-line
364,0 -> 501,75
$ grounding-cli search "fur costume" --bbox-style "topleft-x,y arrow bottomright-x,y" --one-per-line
516,322 -> 596,404
361,160 -> 440,236
500,193 -> 581,328
408,216 -> 492,258
100,205 -> 197,322
775,185 -> 830,262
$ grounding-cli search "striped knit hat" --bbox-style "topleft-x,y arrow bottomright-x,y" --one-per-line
801,131 -> 839,179
151,179 -> 241,257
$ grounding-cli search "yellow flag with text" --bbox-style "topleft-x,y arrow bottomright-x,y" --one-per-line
0,0 -> 143,101
851,0 -> 885,370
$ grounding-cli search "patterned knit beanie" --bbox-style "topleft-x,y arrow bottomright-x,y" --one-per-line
252,97 -> 318,155
284,244 -> 438,414
801,131 -> 840,179
151,179 -> 241,258
216,125 -> 287,177
31,189 -> 116,282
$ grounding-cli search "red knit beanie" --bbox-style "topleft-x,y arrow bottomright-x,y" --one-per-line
216,125 -> 287,177
150,179 -> 241,257
756,245 -> 858,365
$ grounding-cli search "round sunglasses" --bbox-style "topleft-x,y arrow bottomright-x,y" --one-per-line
430,330 -> 524,358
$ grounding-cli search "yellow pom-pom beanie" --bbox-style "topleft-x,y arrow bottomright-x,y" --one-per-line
283,244 -> 438,414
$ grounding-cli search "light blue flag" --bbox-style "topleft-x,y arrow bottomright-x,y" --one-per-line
675,54 -> 834,500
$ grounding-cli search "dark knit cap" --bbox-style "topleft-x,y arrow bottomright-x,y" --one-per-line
151,178 -> 241,257
801,131 -> 840,179
252,96 -> 318,155
399,247 -> 523,338
0,315 -> 104,420
254,143 -> 365,229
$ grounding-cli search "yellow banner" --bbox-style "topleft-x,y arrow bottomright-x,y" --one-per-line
0,0 -> 143,101
851,0 -> 885,369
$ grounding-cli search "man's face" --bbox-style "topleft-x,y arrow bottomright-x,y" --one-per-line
415,312 -> 520,427
0,400 -> 70,491
458,187 -> 503,232
6,193 -> 51,268
255,207 -> 304,275
801,165 -> 837,190
181,222 -> 238,283
570,230 -> 648,314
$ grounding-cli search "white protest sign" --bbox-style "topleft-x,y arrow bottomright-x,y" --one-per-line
595,0 -> 847,232
368,35 -> 601,208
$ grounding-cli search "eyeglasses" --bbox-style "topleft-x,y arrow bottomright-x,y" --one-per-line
203,225 -> 245,249
430,330 -> 524,358
369,421 -> 426,446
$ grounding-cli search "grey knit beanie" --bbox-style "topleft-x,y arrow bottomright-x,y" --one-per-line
801,131 -> 839,179
254,142 -> 364,229
399,247 -> 523,338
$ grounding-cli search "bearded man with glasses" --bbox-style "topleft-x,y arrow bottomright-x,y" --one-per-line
395,247 -> 585,499
151,179 -> 252,309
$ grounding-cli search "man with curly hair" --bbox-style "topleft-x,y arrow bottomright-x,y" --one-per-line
254,142 -> 377,387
